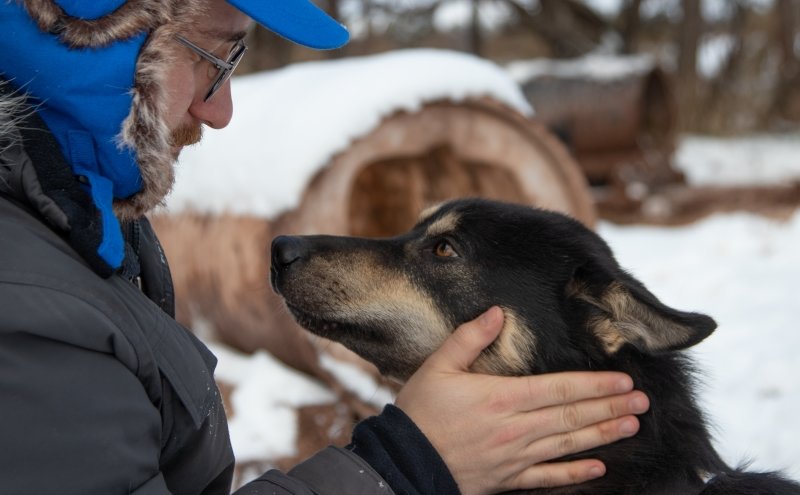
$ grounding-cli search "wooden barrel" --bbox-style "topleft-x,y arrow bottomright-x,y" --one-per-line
276,98 -> 596,238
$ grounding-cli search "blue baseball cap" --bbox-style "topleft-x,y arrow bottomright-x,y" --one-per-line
227,0 -> 349,49
41,0 -> 349,50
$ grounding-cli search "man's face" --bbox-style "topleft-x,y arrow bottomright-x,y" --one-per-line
163,0 -> 252,158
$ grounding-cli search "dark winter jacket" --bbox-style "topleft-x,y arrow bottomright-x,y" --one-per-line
0,91 -> 460,494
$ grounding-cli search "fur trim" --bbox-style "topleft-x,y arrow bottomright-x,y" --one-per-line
19,0 -> 210,220
0,82 -> 29,152
115,1 -> 208,220
20,0 -> 170,48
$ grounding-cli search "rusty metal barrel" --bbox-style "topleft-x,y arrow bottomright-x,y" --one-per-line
509,55 -> 681,188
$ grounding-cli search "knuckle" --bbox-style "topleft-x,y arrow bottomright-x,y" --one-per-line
537,469 -> 558,488
487,389 -> 513,414
597,418 -> 621,443
493,421 -> 524,447
561,403 -> 582,430
556,431 -> 578,455
566,464 -> 589,485
549,378 -> 575,403
526,375 -> 539,400
606,396 -> 623,419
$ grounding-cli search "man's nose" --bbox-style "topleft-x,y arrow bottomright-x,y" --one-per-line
189,79 -> 234,129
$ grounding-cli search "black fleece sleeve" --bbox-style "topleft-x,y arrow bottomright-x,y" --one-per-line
348,404 -> 461,495
235,405 -> 460,495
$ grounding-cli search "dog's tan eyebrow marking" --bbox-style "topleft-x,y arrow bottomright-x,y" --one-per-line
417,203 -> 445,224
425,211 -> 460,238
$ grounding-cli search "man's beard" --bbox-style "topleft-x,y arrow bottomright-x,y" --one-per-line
170,123 -> 203,156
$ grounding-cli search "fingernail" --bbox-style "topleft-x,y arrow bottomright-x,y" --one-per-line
589,465 -> 605,478
630,395 -> 649,414
479,307 -> 499,329
615,376 -> 634,393
619,418 -> 638,436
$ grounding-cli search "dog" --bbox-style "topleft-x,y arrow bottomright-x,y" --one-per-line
270,197 -> 800,494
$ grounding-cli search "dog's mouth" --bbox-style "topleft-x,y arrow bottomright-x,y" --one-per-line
286,303 -> 343,336
285,303 -> 384,345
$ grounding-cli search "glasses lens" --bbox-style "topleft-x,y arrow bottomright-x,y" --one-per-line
203,42 -> 247,102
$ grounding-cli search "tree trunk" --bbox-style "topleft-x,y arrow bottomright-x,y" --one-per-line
620,0 -> 643,54
468,0 -> 483,55
503,0 -> 605,57
772,0 -> 800,122
677,0 -> 703,130
704,2 -> 747,133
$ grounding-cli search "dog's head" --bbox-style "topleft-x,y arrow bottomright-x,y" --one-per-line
271,198 -> 716,381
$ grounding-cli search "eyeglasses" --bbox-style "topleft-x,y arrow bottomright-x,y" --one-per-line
175,35 -> 248,102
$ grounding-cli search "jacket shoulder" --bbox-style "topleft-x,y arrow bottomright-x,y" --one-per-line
0,195 -> 235,494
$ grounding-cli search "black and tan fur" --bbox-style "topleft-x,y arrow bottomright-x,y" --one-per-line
271,198 -> 800,495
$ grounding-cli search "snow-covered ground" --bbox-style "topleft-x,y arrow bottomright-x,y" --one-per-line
169,50 -> 800,481
675,133 -> 800,186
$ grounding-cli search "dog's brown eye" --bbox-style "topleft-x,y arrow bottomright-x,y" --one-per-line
434,241 -> 458,258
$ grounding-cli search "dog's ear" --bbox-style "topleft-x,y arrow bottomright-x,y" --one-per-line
567,263 -> 716,355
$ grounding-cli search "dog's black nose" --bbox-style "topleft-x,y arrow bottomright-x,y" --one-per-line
271,235 -> 308,269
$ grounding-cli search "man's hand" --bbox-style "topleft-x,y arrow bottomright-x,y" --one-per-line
394,306 -> 650,495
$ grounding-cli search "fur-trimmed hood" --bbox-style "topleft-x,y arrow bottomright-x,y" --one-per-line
4,0 -> 209,221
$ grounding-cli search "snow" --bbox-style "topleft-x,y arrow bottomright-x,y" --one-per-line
675,133 -> 800,186
318,353 -> 395,408
167,49 -> 531,218
697,33 -> 736,79
166,49 -> 800,482
433,0 -> 515,33
208,342 -> 336,462
506,53 -> 655,84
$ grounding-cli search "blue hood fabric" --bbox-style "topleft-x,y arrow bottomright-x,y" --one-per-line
0,0 -> 348,276
0,2 -> 146,270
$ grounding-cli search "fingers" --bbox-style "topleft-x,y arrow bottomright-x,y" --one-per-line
512,459 -> 607,490
427,307 -> 504,371
525,414 -> 641,463
503,413 -> 644,491
522,390 -> 650,440
507,371 -> 636,412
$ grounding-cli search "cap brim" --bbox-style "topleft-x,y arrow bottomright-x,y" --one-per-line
227,0 -> 349,50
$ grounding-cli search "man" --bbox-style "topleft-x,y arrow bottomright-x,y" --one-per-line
0,1 -> 649,493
